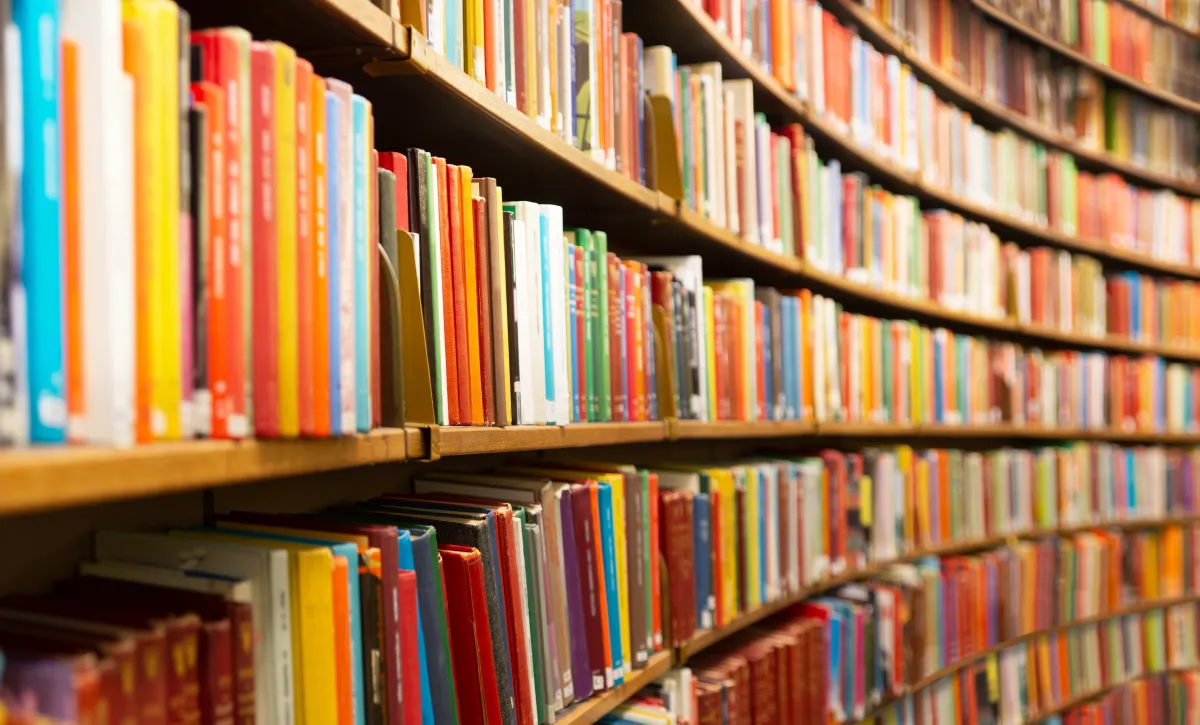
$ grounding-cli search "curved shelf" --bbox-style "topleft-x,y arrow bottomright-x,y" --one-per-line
1112,0 -> 1200,38
678,522 -> 1200,661
971,0 -> 1200,115
830,0 -> 1200,196
1025,667 -> 1200,723
622,0 -> 1200,281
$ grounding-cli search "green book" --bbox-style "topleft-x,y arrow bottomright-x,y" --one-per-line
881,322 -> 893,423
575,229 -> 598,421
595,231 -> 611,421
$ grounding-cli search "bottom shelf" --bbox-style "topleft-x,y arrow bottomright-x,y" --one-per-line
556,650 -> 674,725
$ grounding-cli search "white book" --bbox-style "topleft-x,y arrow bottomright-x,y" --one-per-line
425,159 -> 450,425
511,216 -> 535,424
725,80 -> 758,245
542,206 -> 570,425
326,80 -> 358,433
95,529 -> 292,725
763,464 -> 780,602
521,204 -> 546,424
64,0 -> 135,446
80,559 -> 254,603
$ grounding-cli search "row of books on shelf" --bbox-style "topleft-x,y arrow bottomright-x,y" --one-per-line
980,0 -> 1200,102
1049,672 -> 1200,725
0,451 -> 1196,725
839,0 -> 1199,182
1119,0 -> 1200,32
603,601 -> 1198,725
652,47 -> 1199,274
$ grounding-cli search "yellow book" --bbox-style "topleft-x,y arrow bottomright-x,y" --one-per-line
271,43 -> 300,436
702,467 -> 738,622
896,445 -> 914,547
459,167 -> 484,425
915,456 -> 930,546
494,184 -> 511,425
744,465 -> 761,608
124,0 -> 179,439
463,0 -> 482,83
703,288 -> 716,421
180,530 -> 338,725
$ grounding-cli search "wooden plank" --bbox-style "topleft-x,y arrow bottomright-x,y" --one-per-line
972,0 -> 1200,115
554,651 -> 673,725
179,0 -> 399,56
0,430 -> 411,517
829,0 -> 1200,197
622,0 -> 1200,282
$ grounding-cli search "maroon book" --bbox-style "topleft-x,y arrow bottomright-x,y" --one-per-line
572,481 -> 608,691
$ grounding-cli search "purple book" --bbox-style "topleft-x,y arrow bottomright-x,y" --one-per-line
557,486 -> 593,704
3,656 -> 82,722
571,482 -> 608,693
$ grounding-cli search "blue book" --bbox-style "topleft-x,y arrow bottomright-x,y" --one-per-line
396,532 -> 435,725
17,0 -> 63,442
693,493 -> 712,630
933,333 -> 945,424
325,92 -> 342,435
757,471 -> 767,603
540,212 -> 555,420
597,482 -> 624,684
351,95 -> 371,432
568,251 -> 579,421
191,528 -> 365,724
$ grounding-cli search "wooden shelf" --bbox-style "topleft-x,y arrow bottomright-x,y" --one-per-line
3,421 -> 1198,517
623,0 -> 1200,282
1025,667 -> 1200,723
972,0 -> 1200,115
677,521 -> 1200,665
554,650 -> 673,725
830,0 -> 1200,196
0,430 -> 412,517
1112,0 -> 1200,39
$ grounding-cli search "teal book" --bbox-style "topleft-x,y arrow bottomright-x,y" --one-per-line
539,210 -> 556,422
597,482 -> 623,684
189,527 -> 365,725
351,95 -> 371,432
397,531 -> 436,725
595,231 -> 610,421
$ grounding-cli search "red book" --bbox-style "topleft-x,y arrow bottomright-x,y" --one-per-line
397,570 -> 422,725
190,30 -> 248,440
378,153 -> 410,232
434,158 -> 460,423
190,81 -> 230,442
440,545 -> 505,725
249,44 -> 279,438
295,59 -> 316,436
623,263 -> 637,423
57,576 -> 243,725
370,148 -> 381,429
446,165 -> 473,425
473,198 -> 496,425
659,489 -> 696,645
575,247 -> 588,422
607,254 -> 625,422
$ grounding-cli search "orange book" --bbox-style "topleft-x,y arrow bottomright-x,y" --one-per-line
331,557 -> 354,725
589,483 -> 614,676
771,0 -> 793,91
938,451 -> 951,542
191,82 -> 230,439
459,168 -> 484,425
482,0 -> 497,92
62,39 -> 83,442
433,158 -> 460,424
295,59 -> 316,435
310,74 -> 331,435
1056,634 -> 1069,702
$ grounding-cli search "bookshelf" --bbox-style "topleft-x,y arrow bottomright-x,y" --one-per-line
5,422 -> 1200,518
0,0 -> 1197,722
970,0 -> 1200,114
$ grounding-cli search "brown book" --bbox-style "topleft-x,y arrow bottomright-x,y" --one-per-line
0,598 -> 178,725
739,642 -> 778,725
59,575 -> 247,725
658,489 -> 696,645
473,178 -> 510,426
622,468 -> 648,667
695,680 -> 724,725
747,628 -> 799,724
